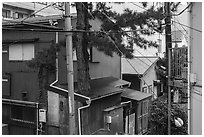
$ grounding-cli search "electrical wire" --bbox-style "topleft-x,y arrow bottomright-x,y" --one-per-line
80,2 -> 160,97
172,20 -> 202,33
175,18 -> 188,35
21,2 -> 57,22
130,2 -> 148,11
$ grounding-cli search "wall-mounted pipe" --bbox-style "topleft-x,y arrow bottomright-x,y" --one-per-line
187,3 -> 192,135
49,32 -> 91,135
36,102 -> 39,135
78,100 -> 91,135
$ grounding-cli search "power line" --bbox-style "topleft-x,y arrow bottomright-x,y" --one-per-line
21,2 -> 57,22
172,20 -> 202,33
172,18 -> 190,44
98,8 -> 157,64
175,18 -> 188,36
130,2 -> 149,11
81,3 -> 159,97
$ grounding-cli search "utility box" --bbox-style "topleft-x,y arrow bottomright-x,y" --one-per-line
103,105 -> 123,134
39,109 -> 46,123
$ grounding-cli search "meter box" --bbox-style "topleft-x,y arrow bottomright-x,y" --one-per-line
39,109 -> 46,122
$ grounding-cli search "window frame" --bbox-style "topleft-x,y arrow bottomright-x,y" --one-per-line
2,9 -> 11,18
137,100 -> 150,134
142,87 -> 148,93
9,43 -> 35,61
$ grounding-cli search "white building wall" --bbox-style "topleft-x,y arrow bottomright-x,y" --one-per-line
141,63 -> 157,98
189,2 -> 202,135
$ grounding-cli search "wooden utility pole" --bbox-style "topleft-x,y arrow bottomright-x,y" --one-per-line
165,2 -> 172,135
65,2 -> 75,135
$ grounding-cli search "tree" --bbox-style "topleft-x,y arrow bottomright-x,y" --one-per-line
26,42 -> 59,134
74,2 -> 166,95
148,98 -> 188,135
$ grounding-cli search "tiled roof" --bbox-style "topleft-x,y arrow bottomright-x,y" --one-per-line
122,56 -> 159,75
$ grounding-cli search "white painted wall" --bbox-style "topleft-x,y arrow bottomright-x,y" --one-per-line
140,63 -> 157,98
189,2 -> 202,135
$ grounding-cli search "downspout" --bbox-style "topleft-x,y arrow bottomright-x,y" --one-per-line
49,32 -> 92,135
78,99 -> 91,135
50,32 -> 59,86
36,102 -> 39,135
187,3 -> 192,135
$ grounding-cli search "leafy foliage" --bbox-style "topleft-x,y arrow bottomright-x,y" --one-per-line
87,2 -> 166,58
26,43 -> 59,74
148,98 -> 188,135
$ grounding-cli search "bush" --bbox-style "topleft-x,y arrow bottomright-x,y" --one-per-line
148,97 -> 188,135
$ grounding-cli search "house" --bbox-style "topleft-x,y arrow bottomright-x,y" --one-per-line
121,88 -> 152,135
188,2 -> 202,135
48,77 -> 129,134
122,56 -> 162,99
45,15 -> 129,134
2,2 -> 63,21
2,16 -> 62,134
2,13 -> 130,135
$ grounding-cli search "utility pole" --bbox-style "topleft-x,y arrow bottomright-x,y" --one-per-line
65,2 -> 75,135
165,2 -> 172,135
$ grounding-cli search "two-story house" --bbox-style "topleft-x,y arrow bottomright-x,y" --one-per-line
2,2 -> 63,21
2,13 -> 132,135
122,56 -> 162,99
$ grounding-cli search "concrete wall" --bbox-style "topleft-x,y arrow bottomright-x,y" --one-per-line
190,2 -> 202,135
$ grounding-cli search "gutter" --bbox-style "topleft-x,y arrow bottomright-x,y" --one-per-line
49,32 -> 91,135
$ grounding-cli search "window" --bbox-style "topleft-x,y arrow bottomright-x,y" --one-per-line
148,85 -> 153,94
13,12 -> 25,19
137,100 -> 149,134
2,9 -> 11,18
142,87 -> 148,93
9,43 -> 34,61
142,100 -> 149,133
11,106 -> 36,124
137,103 -> 142,134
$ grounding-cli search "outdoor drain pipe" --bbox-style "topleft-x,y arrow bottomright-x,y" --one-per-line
49,32 -> 91,135
78,99 -> 91,135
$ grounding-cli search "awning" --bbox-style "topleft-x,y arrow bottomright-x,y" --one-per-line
122,88 -> 152,101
